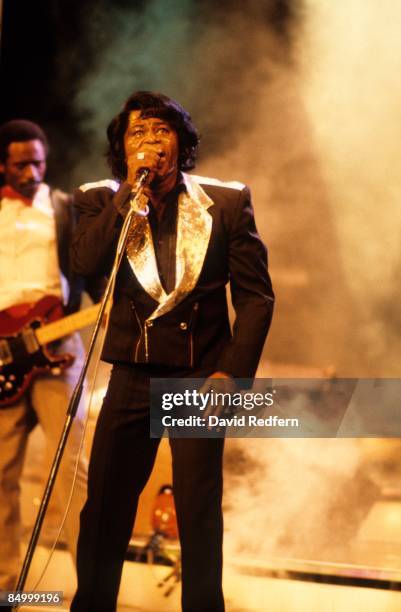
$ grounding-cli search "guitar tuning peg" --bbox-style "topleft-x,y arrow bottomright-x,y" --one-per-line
51,367 -> 62,376
4,382 -> 13,390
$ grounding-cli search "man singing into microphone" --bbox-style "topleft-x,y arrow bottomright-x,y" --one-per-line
70,91 -> 274,612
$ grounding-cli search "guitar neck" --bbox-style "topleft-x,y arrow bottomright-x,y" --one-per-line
36,304 -> 101,345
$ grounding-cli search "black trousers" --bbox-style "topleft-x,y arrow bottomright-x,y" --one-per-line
71,364 -> 225,612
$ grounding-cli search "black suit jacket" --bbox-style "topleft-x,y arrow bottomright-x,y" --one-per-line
51,188 -> 104,312
71,174 -> 274,378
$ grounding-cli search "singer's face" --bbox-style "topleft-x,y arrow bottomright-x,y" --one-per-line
124,111 -> 179,185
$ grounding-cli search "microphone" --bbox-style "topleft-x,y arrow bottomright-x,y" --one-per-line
135,151 -> 163,186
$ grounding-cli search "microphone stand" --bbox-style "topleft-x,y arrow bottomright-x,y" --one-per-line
13,170 -> 150,609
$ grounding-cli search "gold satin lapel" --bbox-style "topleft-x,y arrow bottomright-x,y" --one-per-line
149,179 -> 213,320
126,174 -> 213,321
126,195 -> 167,304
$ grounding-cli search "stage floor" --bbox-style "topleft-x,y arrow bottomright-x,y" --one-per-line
16,544 -> 401,612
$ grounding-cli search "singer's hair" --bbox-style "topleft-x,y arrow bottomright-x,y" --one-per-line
106,91 -> 199,180
0,119 -> 49,163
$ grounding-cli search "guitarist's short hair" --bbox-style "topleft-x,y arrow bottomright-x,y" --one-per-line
0,119 -> 49,163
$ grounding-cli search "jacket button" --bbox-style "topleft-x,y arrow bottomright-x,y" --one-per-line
179,322 -> 187,330
145,320 -> 153,328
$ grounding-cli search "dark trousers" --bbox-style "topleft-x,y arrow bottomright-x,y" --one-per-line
71,364 -> 225,612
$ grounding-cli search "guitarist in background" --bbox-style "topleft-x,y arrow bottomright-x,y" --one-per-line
0,120 -> 98,594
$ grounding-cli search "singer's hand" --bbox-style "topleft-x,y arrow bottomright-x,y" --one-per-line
126,150 -> 163,186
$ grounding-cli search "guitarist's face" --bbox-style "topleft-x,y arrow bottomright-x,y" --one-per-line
0,139 -> 47,199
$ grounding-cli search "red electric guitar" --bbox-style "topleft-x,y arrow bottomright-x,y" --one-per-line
0,295 -> 100,408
